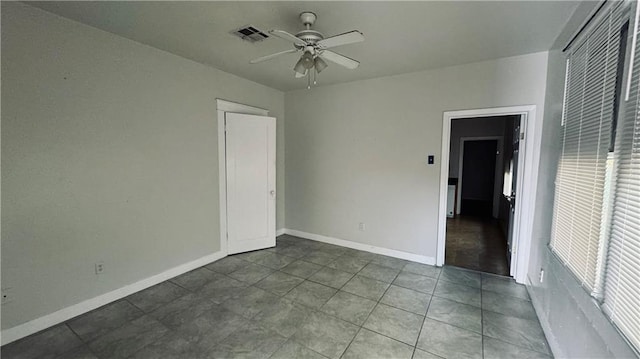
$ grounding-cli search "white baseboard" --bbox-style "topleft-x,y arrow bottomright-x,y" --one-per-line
1,250 -> 226,346
2,229 -> 432,346
284,229 -> 436,265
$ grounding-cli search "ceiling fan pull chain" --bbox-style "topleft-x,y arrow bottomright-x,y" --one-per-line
313,67 -> 317,86
307,70 -> 311,89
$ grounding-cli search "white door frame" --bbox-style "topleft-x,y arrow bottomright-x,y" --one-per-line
216,99 -> 269,256
437,105 -> 539,284
457,136 -> 504,219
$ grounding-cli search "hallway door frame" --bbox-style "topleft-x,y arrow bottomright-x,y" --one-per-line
437,105 -> 538,284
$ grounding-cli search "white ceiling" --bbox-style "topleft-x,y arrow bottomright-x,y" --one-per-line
29,1 -> 579,91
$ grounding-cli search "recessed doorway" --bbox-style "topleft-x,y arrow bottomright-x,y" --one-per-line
437,105 -> 537,283
446,118 -> 514,275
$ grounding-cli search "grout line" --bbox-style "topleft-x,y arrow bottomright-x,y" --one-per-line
8,239 -> 446,358
323,253 -> 392,357
63,322 -> 85,344
58,322 -> 95,359
390,281 -> 436,296
262,325 -> 290,359
353,325 -> 422,354
420,315 -> 483,336
480,287 -> 531,302
252,242 -> 545,358
339,326 -> 363,358
124,296 -> 149,315
167,277 -> 196,294
482,335 -> 553,357
480,306 -> 538,321
414,275 -> 436,354
437,277 -> 481,289
430,292 -> 482,309
372,268 -> 422,350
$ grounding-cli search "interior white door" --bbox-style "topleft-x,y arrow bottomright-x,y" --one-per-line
225,112 -> 276,254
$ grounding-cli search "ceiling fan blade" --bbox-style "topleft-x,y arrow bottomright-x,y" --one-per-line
295,69 -> 308,78
317,30 -> 364,49
320,50 -> 360,69
269,29 -> 307,47
250,49 -> 299,64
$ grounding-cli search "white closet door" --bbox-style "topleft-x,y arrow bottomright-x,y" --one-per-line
225,112 -> 276,254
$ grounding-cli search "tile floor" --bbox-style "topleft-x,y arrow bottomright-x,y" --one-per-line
446,216 -> 510,276
2,235 -> 552,359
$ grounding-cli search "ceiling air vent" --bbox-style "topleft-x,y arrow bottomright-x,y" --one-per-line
232,25 -> 269,43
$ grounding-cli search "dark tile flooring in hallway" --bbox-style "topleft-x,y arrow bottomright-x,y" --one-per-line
445,216 -> 510,276
2,235 -> 551,359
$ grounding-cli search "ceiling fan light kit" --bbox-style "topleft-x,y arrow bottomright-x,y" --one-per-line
293,57 -> 308,74
314,57 -> 328,73
250,11 -> 364,88
300,50 -> 315,69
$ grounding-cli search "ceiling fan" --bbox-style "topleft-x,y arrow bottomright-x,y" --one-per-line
250,12 -> 364,87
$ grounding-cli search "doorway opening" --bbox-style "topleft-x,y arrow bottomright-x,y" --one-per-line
438,106 -> 537,283
445,116 -> 517,276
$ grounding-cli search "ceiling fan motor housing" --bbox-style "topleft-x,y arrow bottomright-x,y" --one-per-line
296,30 -> 323,45
299,12 -> 317,27
296,12 -> 323,46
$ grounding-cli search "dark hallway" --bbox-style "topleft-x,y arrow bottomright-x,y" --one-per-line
460,139 -> 498,218
445,115 -> 519,277
445,216 -> 510,276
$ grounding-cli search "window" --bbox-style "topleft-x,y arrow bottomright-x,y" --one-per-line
551,1 -> 640,352
602,6 -> 640,350
550,1 -> 625,291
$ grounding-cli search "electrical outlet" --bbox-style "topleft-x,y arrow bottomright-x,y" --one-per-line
358,222 -> 366,231
95,262 -> 105,275
2,287 -> 13,305
539,269 -> 545,283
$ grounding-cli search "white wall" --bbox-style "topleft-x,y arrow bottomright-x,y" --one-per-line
526,1 -> 637,357
1,2 -> 285,331
285,52 -> 548,261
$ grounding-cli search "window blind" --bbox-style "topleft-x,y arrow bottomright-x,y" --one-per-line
551,2 -> 624,291
603,4 -> 640,351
